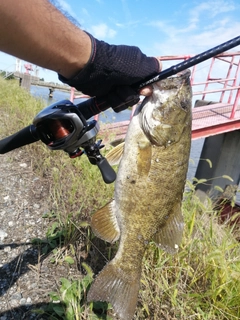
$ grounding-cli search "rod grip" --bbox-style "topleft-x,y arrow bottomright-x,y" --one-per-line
0,125 -> 39,154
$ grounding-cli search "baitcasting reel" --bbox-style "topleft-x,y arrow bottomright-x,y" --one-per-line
33,99 -> 116,184
0,98 -> 116,184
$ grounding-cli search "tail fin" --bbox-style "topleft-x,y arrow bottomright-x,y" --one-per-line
87,261 -> 141,320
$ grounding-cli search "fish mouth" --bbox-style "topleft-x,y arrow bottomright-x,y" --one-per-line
140,69 -> 192,146
175,69 -> 191,78
156,69 -> 191,91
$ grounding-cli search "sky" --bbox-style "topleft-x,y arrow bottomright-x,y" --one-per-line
0,0 -> 239,83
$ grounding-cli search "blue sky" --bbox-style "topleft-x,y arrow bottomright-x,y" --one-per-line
0,0 -> 239,82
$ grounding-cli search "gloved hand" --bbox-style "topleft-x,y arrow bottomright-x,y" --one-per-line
59,33 -> 161,113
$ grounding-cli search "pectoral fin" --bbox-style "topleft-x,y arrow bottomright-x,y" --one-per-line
137,139 -> 152,176
91,200 -> 120,243
110,137 -> 125,147
106,142 -> 125,166
154,204 -> 184,254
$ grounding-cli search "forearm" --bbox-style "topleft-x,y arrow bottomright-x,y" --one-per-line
0,0 -> 91,78
0,0 -> 161,113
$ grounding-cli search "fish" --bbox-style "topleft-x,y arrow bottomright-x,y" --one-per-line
87,69 -> 192,320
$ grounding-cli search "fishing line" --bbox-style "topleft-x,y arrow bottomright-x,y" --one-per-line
70,219 -> 110,263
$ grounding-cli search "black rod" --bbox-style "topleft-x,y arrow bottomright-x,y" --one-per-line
138,35 -> 240,89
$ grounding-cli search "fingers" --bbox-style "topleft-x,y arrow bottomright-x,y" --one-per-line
139,86 -> 153,96
139,58 -> 162,97
157,58 -> 162,72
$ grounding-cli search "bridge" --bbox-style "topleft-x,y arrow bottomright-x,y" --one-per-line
13,71 -> 39,82
3,63 -> 74,95
31,79 -> 74,92
13,71 -> 82,96
71,51 -> 240,200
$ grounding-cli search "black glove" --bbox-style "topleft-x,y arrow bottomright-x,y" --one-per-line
59,33 -> 160,113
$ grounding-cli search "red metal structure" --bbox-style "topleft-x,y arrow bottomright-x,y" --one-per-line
71,51 -> 240,141
157,52 -> 240,140
23,63 -> 33,74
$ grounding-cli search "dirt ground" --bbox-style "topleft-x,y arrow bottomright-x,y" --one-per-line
0,149 -> 80,319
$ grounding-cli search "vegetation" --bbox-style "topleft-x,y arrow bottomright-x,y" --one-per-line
0,69 -> 15,80
0,77 -> 239,319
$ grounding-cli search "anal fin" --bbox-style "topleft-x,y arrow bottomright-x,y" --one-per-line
154,204 -> 184,254
91,200 -> 120,243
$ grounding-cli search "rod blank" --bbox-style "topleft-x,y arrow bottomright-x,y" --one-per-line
138,35 -> 240,89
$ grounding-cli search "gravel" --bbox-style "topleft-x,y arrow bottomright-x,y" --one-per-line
0,150 -> 74,319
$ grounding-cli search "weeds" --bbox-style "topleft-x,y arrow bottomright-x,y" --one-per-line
137,187 -> 240,320
38,264 -> 112,320
0,78 -> 240,319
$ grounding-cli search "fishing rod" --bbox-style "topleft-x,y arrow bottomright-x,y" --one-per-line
137,35 -> 240,89
0,35 -> 239,183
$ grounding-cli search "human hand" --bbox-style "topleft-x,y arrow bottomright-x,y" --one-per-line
59,33 -> 161,113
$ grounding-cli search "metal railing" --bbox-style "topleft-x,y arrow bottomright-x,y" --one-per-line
158,52 -> 240,118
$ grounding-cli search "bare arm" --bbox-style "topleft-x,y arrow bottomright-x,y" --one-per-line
0,0 -> 161,113
0,0 -> 91,79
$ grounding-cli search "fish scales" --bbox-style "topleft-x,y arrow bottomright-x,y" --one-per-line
88,69 -> 192,320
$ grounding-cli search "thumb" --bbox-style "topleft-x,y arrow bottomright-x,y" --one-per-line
139,57 -> 162,96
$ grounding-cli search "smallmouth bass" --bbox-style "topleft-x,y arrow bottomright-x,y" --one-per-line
88,69 -> 192,320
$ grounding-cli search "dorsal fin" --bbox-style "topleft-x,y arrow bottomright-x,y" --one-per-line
91,200 -> 120,243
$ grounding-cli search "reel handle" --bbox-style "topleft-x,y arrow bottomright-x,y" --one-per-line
96,157 -> 116,184
84,141 -> 117,184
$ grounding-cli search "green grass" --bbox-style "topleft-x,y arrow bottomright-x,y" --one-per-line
0,77 -> 239,319
137,189 -> 240,320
